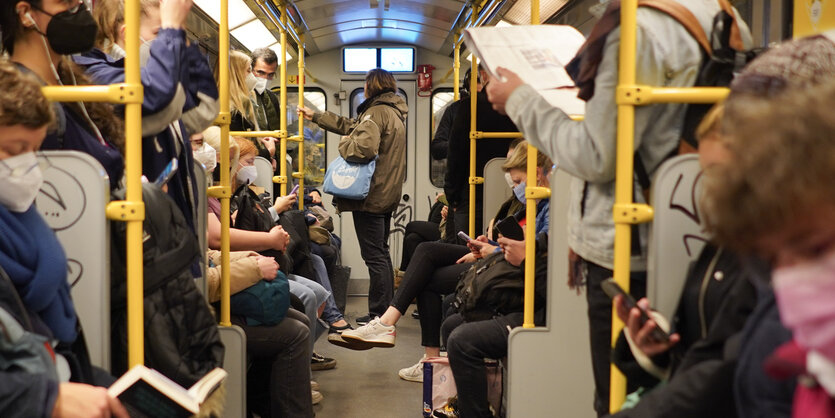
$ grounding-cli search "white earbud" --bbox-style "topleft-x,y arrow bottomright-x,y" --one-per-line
23,11 -> 36,27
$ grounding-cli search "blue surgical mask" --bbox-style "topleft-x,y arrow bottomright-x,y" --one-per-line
513,181 -> 526,205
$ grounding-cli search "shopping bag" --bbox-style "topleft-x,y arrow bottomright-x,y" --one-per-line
422,357 -> 456,417
322,156 -> 376,200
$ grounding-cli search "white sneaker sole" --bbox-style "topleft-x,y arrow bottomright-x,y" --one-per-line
340,332 -> 396,348
327,333 -> 373,350
398,370 -> 423,383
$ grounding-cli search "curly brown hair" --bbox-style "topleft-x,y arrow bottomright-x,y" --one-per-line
0,59 -> 54,128
702,81 -> 835,252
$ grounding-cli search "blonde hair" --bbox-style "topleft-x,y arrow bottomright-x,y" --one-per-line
702,81 -> 835,252
502,140 -> 552,172
202,126 -> 240,180
93,0 -> 159,50
227,50 -> 257,125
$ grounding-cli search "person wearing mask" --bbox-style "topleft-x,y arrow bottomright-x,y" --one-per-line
0,59 -> 128,418
224,50 -> 276,165
79,0 -> 220,235
484,2 -> 752,414
249,46 -> 289,198
1,0 -> 125,188
299,68 -> 407,326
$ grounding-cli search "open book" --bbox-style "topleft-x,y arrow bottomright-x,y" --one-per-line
108,365 -> 227,418
463,25 -> 587,116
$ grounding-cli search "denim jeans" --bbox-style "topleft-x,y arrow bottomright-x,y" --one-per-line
309,254 -> 345,324
288,274 -> 329,353
352,211 -> 394,317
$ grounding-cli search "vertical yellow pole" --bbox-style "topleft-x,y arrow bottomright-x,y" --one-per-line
522,0 -> 540,329
453,36 -> 461,101
218,0 -> 232,327
279,2 -> 288,197
124,0 -> 145,367
468,4 -> 479,238
297,34 -> 305,210
611,0 -> 638,412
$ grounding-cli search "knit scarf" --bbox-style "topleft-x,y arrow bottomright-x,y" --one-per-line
0,205 -> 77,342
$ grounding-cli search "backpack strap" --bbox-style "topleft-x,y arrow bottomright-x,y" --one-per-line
716,0 -> 745,51
638,0 -> 711,54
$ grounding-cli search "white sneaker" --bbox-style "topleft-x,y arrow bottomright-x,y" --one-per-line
311,390 -> 323,405
398,355 -> 427,383
340,318 -> 396,348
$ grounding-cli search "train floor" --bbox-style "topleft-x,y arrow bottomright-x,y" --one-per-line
312,296 -> 426,417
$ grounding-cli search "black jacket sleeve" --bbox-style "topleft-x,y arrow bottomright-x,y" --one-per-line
431,102 -> 457,160
0,372 -> 58,418
444,99 -> 471,208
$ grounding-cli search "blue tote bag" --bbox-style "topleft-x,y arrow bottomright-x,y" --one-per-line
322,156 -> 376,200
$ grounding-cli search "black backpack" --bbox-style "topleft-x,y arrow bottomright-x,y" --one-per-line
110,184 -> 224,387
452,252 -> 524,322
232,182 -> 275,233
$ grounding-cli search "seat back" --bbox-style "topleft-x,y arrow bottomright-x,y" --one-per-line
253,156 -> 274,204
35,151 -> 111,371
219,325 -> 247,417
483,158 -> 511,231
647,154 -> 709,319
194,161 -> 209,296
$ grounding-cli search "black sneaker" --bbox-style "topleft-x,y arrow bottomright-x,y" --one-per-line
329,323 -> 353,334
355,314 -> 379,326
311,352 -> 336,371
411,309 -> 420,319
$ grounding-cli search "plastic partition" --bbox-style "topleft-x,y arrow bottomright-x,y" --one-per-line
482,158 -> 511,231
647,154 -> 707,320
194,161 -> 209,296
506,169 -> 595,417
253,156 -> 275,204
219,325 -> 247,418
36,151 -> 111,371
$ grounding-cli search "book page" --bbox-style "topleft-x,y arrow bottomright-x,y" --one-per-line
187,367 -> 228,402
108,365 -> 198,415
463,25 -> 586,91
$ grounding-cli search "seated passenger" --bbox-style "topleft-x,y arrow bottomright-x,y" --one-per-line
438,231 -> 549,418
204,250 -> 314,416
702,80 -> 835,418
0,60 -> 127,418
335,142 -> 551,383
2,0 -> 125,188
606,104 -> 758,418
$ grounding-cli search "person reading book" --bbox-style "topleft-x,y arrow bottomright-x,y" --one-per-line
108,364 -> 226,418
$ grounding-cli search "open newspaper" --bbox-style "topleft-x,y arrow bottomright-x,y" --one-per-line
108,365 -> 227,418
463,25 -> 587,116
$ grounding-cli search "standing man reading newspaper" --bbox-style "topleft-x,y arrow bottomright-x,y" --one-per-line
482,2 -> 751,415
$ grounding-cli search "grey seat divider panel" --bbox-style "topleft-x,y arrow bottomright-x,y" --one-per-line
219,325 -> 247,418
253,156 -> 274,204
194,161 -> 208,296
647,154 -> 708,320
506,169 -> 595,418
483,158 -> 511,231
36,151 -> 111,371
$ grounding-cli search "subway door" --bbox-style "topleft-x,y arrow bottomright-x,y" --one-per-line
334,80 -> 416,295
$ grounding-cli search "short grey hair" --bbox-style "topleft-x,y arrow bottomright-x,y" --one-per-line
251,47 -> 278,67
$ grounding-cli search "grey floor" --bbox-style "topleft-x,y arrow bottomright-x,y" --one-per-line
311,296 -> 427,418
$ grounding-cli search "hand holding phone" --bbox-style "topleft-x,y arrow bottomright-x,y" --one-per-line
601,278 -> 670,343
495,216 -> 525,241
290,184 -> 300,195
154,158 -> 178,187
457,231 -> 472,242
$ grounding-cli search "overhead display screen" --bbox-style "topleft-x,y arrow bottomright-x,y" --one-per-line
343,47 -> 415,73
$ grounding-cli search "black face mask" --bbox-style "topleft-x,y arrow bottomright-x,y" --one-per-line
31,3 -> 98,55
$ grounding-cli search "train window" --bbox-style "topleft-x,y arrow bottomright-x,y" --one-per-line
343,47 -> 416,73
430,89 -> 455,188
350,88 -> 408,182
285,87 -> 327,187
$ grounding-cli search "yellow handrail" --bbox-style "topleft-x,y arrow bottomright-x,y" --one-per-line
522,0 -> 543,329
278,1 -> 288,196
40,84 -> 141,103
453,32 -> 461,101
468,2 -> 479,238
297,32 -> 305,210
473,131 -> 524,139
217,0 -> 233,328
229,130 -> 286,138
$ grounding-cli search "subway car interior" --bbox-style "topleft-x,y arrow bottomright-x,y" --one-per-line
1,0 -> 833,417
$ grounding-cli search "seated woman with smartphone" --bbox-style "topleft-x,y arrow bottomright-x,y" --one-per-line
331,141 -> 552,383
607,105 -> 759,417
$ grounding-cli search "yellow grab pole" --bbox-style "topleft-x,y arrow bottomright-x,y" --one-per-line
453,34 -> 461,101
522,0 -> 541,329
611,0 -> 638,411
217,0 -> 232,327
279,1 -> 288,197
123,0 -> 145,367
297,33 -> 305,210
467,3 -> 479,238
474,131 -> 524,139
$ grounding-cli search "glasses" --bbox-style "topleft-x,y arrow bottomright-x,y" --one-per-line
254,69 -> 276,80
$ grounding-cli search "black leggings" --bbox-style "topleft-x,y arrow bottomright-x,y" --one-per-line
398,220 -> 441,270
390,241 -> 471,347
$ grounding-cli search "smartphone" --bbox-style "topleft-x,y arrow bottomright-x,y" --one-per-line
154,158 -> 178,187
457,231 -> 472,242
290,184 -> 300,195
495,216 -> 525,241
600,278 -> 669,342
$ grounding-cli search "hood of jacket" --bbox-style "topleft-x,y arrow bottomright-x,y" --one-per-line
358,91 -> 408,121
